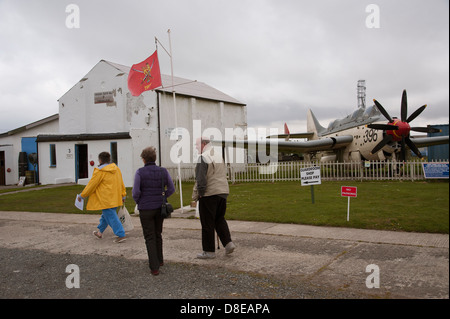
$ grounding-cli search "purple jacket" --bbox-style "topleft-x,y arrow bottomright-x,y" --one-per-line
132,163 -> 175,210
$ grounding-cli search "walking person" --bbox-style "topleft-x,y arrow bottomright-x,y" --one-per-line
132,147 -> 175,275
78,152 -> 127,243
193,137 -> 236,259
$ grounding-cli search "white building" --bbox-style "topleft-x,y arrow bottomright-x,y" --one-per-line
0,114 -> 59,186
0,60 -> 247,187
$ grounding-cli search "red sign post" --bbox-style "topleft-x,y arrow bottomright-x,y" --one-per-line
341,186 -> 357,221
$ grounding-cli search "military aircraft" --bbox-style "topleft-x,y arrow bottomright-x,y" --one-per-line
216,89 -> 449,163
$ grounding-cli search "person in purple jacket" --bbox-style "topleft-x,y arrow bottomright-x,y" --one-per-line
132,147 -> 175,275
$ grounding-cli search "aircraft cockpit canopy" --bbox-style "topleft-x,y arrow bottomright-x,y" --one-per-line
327,120 -> 338,131
326,104 -> 383,133
363,105 -> 381,119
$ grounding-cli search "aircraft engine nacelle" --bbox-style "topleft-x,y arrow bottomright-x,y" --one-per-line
350,151 -> 361,162
320,154 -> 337,162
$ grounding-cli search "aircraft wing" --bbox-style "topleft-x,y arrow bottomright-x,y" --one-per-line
213,135 -> 353,153
410,135 -> 449,148
267,132 -> 315,139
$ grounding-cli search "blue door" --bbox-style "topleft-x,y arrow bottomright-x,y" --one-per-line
21,137 -> 38,183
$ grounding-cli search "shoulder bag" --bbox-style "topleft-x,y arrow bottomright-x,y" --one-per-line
160,167 -> 173,219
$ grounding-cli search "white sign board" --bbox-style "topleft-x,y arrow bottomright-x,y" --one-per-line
18,176 -> 26,187
300,166 -> 321,186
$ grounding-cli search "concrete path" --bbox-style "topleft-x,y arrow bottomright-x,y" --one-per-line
0,209 -> 448,299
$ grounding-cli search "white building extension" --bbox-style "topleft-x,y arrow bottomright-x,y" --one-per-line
0,115 -> 59,186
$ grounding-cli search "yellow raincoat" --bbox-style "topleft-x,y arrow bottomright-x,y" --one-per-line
80,163 -> 127,211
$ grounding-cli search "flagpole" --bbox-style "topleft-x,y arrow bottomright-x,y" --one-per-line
167,29 -> 184,213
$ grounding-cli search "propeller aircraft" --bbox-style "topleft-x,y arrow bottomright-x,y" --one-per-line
215,89 -> 449,163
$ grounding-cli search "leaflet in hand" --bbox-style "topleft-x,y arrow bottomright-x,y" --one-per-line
74,194 -> 84,211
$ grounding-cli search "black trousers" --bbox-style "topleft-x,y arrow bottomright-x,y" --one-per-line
139,208 -> 163,271
199,195 -> 232,252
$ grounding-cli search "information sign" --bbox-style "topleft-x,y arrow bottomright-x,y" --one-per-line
300,166 -> 321,186
422,163 -> 449,179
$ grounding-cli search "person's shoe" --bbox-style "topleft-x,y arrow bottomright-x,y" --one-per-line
196,251 -> 216,259
225,242 -> 236,255
113,236 -> 127,243
93,231 -> 102,239
151,269 -> 159,276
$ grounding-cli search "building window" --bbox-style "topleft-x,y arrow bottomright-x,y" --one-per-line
111,142 -> 118,165
49,144 -> 57,167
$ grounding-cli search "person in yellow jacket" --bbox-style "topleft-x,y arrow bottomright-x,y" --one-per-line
78,152 -> 127,243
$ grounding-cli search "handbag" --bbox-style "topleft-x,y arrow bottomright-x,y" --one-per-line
160,167 -> 173,219
117,205 -> 134,231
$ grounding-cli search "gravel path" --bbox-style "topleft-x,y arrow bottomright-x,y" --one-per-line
1,247 -> 364,299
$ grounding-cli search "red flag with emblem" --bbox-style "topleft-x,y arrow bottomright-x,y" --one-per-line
127,50 -> 162,96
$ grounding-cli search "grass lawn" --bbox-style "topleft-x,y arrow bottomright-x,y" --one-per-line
225,181 -> 449,233
0,180 -> 448,233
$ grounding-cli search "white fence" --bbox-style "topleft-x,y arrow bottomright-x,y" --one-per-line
167,160 -> 449,183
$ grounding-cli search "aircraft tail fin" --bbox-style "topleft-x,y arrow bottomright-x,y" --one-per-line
307,109 -> 326,139
284,123 -> 290,141
284,122 -> 290,135
267,122 -> 314,139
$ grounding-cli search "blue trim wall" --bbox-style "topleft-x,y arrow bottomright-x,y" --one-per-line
21,137 -> 37,170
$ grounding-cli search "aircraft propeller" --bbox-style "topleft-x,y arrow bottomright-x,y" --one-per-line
367,90 -> 441,161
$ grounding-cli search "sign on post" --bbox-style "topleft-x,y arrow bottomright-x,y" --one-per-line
341,186 -> 357,197
300,166 -> 321,186
341,186 -> 357,221
301,166 -> 321,204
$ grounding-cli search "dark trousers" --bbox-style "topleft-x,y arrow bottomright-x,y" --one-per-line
199,195 -> 232,252
139,208 -> 163,271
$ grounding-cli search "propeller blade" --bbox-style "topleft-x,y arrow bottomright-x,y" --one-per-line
401,89 -> 408,122
405,136 -> 423,159
399,137 -> 406,161
367,124 -> 399,131
370,135 -> 393,154
410,126 -> 442,134
373,99 -> 393,122
406,105 -> 427,123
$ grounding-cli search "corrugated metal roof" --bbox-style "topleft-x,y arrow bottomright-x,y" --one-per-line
104,60 -> 245,106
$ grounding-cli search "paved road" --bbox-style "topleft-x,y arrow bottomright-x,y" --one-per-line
0,209 -> 448,299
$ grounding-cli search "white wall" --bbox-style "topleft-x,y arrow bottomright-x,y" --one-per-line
157,92 -> 247,168
59,61 -> 159,135
38,139 -> 134,186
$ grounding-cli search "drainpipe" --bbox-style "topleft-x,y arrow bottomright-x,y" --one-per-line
157,92 -> 162,165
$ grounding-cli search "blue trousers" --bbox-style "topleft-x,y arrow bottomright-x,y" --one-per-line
97,207 -> 125,237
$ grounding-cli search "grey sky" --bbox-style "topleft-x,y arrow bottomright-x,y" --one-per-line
0,0 -> 448,134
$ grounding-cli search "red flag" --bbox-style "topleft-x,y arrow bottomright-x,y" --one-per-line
127,50 -> 162,96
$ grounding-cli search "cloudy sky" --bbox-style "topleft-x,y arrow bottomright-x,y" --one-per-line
0,0 -> 448,134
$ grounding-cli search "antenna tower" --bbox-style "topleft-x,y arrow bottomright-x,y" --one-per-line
357,80 -> 366,109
